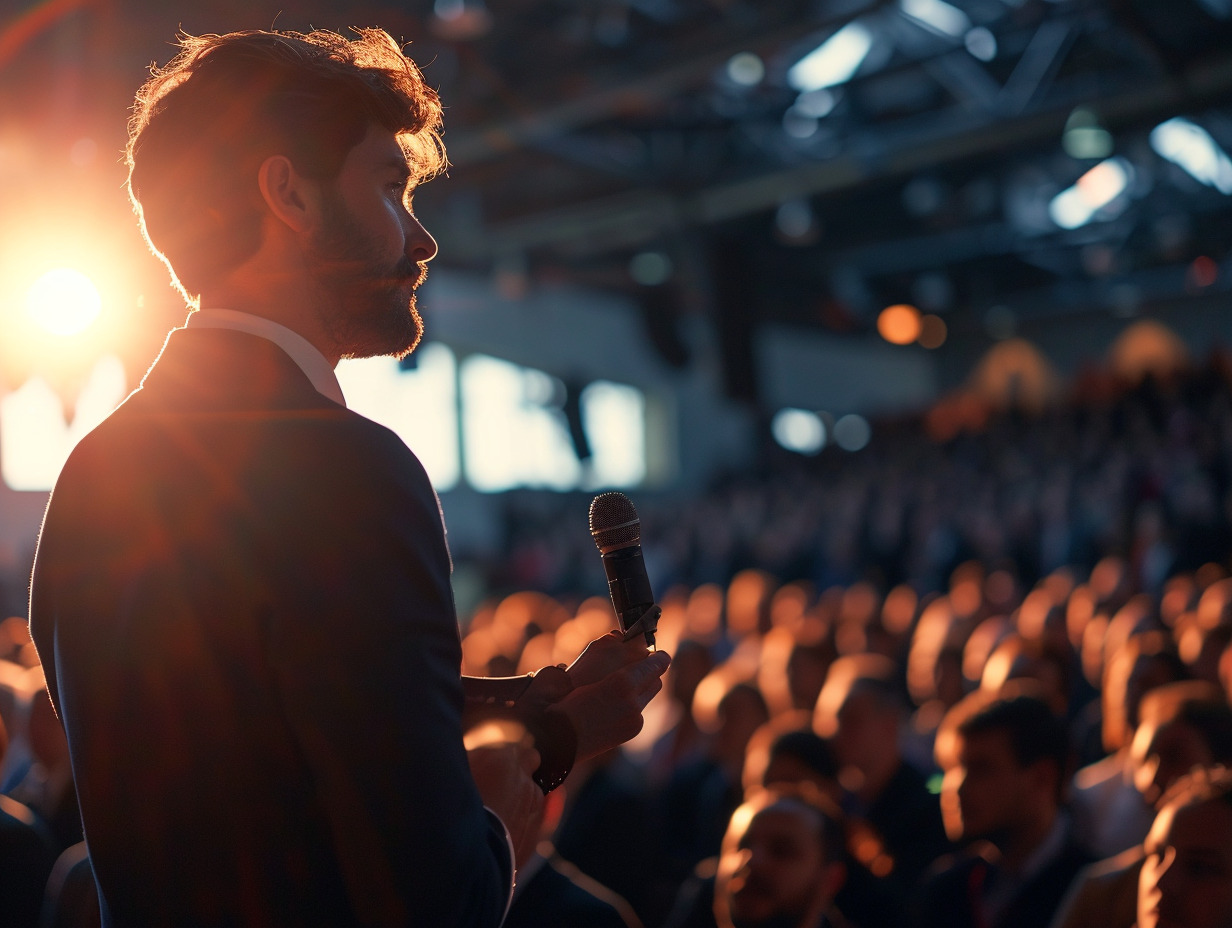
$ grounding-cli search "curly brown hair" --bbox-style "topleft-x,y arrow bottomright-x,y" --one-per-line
126,28 -> 446,303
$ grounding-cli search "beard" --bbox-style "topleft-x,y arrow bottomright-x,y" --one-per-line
307,191 -> 427,360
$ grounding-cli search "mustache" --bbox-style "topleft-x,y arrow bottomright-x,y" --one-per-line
396,257 -> 428,289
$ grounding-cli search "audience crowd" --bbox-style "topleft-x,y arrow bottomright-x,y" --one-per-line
3,359 -> 1232,927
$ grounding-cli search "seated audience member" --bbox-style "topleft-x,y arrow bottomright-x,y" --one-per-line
667,721 -> 901,928
553,747 -> 660,926
714,786 -> 850,928
815,654 -> 950,896
0,713 -> 58,928
658,674 -> 770,887
742,718 -> 841,803
647,638 -> 716,786
1070,632 -> 1186,859
911,688 -> 1092,928
980,634 -> 1073,720
505,784 -> 642,928
1136,766 -> 1232,928
1053,681 -> 1232,928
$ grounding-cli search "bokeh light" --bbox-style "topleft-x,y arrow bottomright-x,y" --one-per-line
833,413 -> 871,451
877,303 -> 922,345
25,268 -> 102,336
772,408 -> 826,454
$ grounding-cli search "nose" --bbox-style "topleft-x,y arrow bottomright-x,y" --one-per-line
405,213 -> 438,264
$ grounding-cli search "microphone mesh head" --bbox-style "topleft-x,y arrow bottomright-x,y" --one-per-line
589,492 -> 641,552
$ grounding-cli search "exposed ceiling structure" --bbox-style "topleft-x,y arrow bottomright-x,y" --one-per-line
410,0 -> 1232,374
3,0 -> 1232,403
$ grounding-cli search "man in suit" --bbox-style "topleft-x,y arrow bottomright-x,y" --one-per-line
910,688 -> 1092,928
28,27 -> 668,927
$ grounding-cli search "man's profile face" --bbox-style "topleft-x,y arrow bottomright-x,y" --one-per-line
1138,798 -> 1232,928
715,800 -> 838,928
307,124 -> 438,360
940,729 -> 1030,844
816,678 -> 895,780
1131,718 -> 1214,808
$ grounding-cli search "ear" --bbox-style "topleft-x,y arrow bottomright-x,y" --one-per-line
256,155 -> 316,234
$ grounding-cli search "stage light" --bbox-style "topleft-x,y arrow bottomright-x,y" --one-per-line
901,0 -> 971,37
1150,117 -> 1232,194
788,21 -> 873,92
772,408 -> 826,454
25,268 -> 101,336
877,304 -> 922,345
1048,158 -> 1132,230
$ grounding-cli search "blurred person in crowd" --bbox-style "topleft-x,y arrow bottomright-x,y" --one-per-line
980,634 -> 1074,719
0,712 -> 57,928
714,786 -> 851,928
1017,585 -> 1097,717
1136,766 -> 1232,928
815,654 -> 951,905
742,720 -> 841,804
912,689 -> 1092,928
905,597 -> 968,773
669,721 -> 900,928
659,673 -> 770,887
26,27 -> 668,927
504,778 -> 643,928
1053,681 -> 1232,928
648,638 -> 716,785
1071,631 -> 1187,858
1174,580 -> 1232,687
552,745 -> 662,926
5,689 -> 81,854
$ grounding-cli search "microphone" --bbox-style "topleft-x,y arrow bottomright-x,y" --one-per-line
589,492 -> 657,647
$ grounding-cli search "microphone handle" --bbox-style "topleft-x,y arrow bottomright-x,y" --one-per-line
601,545 -> 656,644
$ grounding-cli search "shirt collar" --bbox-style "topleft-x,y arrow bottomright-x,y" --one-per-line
186,308 -> 346,407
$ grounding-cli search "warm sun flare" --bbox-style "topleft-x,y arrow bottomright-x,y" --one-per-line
25,267 -> 102,336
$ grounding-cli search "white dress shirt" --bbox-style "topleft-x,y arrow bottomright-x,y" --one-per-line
185,308 -> 346,407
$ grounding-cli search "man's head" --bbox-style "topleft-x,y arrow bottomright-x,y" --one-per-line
127,29 -> 444,357
715,786 -> 847,928
935,689 -> 1069,847
814,654 -> 902,790
1130,681 -> 1232,808
1138,767 -> 1232,928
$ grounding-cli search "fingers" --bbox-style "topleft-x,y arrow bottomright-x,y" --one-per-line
567,631 -> 654,687
625,649 -> 671,706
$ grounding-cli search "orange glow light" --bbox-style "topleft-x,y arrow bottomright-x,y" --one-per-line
877,304 -> 922,345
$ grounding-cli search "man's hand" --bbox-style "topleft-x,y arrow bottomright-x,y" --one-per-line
558,632 -> 671,760
465,729 -> 545,868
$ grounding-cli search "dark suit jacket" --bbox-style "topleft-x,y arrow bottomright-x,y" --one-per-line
29,327 -> 512,927
909,836 -> 1093,928
504,853 -> 642,928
